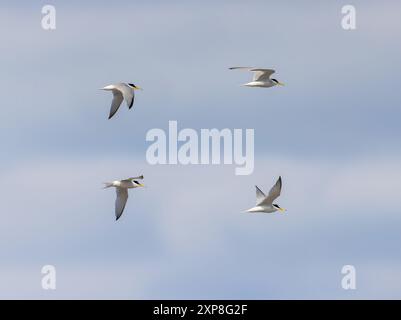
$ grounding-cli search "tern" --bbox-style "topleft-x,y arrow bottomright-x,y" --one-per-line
229,67 -> 284,88
245,176 -> 286,213
103,175 -> 145,221
101,83 -> 142,119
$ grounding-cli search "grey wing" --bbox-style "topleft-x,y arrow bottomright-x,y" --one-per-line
229,67 -> 275,81
119,84 -> 135,109
251,69 -> 275,81
229,66 -> 254,71
261,176 -> 282,205
255,186 -> 266,205
115,187 -> 129,221
109,90 -> 124,119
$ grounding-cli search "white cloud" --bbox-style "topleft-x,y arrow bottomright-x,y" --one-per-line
1,153 -> 400,252
1,1 -> 401,299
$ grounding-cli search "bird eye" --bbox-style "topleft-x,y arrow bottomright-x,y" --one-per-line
133,180 -> 139,184
129,83 -> 136,87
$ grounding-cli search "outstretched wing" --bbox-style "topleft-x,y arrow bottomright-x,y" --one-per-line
115,187 -> 129,221
229,67 -> 275,81
109,90 -> 124,119
260,176 -> 282,206
118,84 -> 135,109
251,69 -> 275,81
255,186 -> 266,205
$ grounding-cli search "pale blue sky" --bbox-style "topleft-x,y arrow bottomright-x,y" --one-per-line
0,0 -> 401,299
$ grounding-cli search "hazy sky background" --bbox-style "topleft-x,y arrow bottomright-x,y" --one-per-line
1,0 -> 401,299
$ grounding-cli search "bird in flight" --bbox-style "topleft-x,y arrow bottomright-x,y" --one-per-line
229,67 -> 284,88
104,175 -> 145,221
100,83 -> 142,119
245,176 -> 286,213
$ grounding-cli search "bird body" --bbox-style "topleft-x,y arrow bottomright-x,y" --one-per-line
101,82 -> 142,119
229,67 -> 284,88
107,180 -> 138,189
103,176 -> 144,220
245,205 -> 275,213
243,81 -> 276,88
245,176 -> 285,214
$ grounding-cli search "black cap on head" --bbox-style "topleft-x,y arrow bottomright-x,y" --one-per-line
128,83 -> 136,87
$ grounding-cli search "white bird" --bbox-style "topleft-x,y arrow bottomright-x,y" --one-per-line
103,175 -> 145,221
100,83 -> 142,119
245,176 -> 286,213
229,67 -> 284,88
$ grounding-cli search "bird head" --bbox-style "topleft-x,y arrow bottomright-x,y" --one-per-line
128,83 -> 143,90
133,180 -> 145,187
271,79 -> 285,86
273,204 -> 286,213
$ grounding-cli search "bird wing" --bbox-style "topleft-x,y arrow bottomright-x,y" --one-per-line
229,66 -> 254,71
260,176 -> 282,205
118,84 -> 135,109
229,67 -> 275,81
251,69 -> 275,81
109,90 -> 124,119
115,187 -> 129,221
255,185 -> 266,205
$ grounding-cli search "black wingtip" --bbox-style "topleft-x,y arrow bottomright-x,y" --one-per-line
128,98 -> 134,109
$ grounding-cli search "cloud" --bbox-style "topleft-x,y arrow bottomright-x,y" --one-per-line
1,153 -> 401,298
1,0 -> 401,299
2,1 -> 401,161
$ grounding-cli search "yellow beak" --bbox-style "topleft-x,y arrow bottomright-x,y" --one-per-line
278,207 -> 286,212
134,86 -> 143,90
277,82 -> 285,86
138,183 -> 145,187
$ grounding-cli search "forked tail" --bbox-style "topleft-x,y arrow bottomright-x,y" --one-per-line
103,182 -> 113,189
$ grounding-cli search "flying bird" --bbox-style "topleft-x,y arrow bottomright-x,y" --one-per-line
103,175 -> 145,221
100,83 -> 142,119
245,176 -> 286,213
229,67 -> 284,88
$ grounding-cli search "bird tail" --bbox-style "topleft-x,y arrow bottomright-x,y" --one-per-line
100,85 -> 114,90
103,182 -> 113,189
